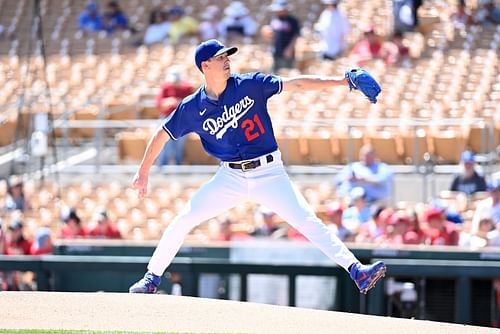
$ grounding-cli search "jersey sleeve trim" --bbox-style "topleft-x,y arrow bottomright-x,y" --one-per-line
277,77 -> 283,94
162,124 -> 178,141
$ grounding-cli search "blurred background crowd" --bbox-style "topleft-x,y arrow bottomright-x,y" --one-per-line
0,0 -> 498,291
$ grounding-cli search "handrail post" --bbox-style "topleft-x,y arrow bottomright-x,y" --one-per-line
455,276 -> 471,324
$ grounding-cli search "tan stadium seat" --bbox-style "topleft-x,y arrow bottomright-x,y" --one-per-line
335,128 -> 365,164
368,131 -> 404,164
116,130 -> 148,161
431,129 -> 467,164
402,128 -> 430,164
183,133 -> 219,165
306,134 -> 339,165
277,134 -> 308,165
0,116 -> 17,146
467,125 -> 495,154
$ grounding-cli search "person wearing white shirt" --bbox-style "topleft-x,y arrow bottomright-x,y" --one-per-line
471,179 -> 500,235
143,10 -> 171,45
314,0 -> 350,60
218,1 -> 257,39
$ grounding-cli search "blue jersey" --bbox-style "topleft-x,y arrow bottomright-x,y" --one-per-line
163,72 -> 283,162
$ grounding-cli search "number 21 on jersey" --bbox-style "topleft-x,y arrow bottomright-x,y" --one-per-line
241,114 -> 266,141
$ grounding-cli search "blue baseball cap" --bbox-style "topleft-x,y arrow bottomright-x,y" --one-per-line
460,150 -> 475,163
195,39 -> 238,72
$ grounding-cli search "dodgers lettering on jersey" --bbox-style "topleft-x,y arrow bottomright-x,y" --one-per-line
162,72 -> 283,162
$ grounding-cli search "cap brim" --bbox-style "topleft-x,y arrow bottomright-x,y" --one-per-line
214,46 -> 238,58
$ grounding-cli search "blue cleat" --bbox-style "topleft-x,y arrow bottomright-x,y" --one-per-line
129,271 -> 161,294
349,261 -> 386,294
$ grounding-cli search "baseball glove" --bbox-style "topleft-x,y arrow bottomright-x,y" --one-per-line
345,68 -> 381,104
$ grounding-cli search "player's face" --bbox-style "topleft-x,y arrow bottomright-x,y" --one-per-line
205,53 -> 231,78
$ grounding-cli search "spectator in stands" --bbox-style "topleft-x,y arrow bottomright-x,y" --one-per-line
422,207 -> 459,246
324,201 -> 351,241
5,219 -> 32,255
460,211 -> 495,247
335,144 -> 394,205
103,1 -> 129,34
156,67 -> 195,166
476,0 -> 500,26
59,207 -> 88,239
218,1 -> 258,40
342,187 -> 372,235
30,227 -> 53,255
251,206 -> 279,237
4,175 -> 30,212
167,6 -> 199,44
267,0 -> 301,72
356,206 -> 393,243
449,150 -> 487,197
451,1 -> 474,29
471,179 -> 500,234
381,31 -> 410,66
0,220 -> 6,255
143,8 -> 170,46
350,25 -> 383,66
78,2 -> 104,32
314,0 -> 350,60
404,208 -> 425,244
198,5 -> 222,40
88,208 -> 122,239
392,0 -> 420,34
383,211 -> 410,245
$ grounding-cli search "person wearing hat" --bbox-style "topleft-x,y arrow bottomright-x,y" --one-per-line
88,208 -> 122,239
59,208 -> 88,239
341,187 -> 372,235
4,175 -> 30,212
314,0 -> 350,60
218,1 -> 257,39
156,67 -> 195,166
30,227 -> 53,255
450,150 -> 487,196
422,207 -> 459,246
78,2 -> 104,32
5,219 -> 32,255
267,0 -> 301,72
471,179 -> 500,235
128,38 -> 386,294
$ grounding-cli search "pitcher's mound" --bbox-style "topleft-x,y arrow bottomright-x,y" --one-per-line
0,291 -> 496,333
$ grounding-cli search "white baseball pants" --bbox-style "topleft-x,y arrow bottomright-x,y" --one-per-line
147,150 -> 358,275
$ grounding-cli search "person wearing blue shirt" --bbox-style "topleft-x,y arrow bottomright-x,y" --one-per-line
78,2 -> 104,32
128,39 -> 386,295
335,144 -> 394,205
103,1 -> 129,34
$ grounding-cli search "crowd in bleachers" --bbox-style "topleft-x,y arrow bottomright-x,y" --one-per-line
0,0 -> 499,290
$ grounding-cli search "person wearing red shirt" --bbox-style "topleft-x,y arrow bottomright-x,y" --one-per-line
156,68 -> 195,166
59,208 -> 88,239
5,220 -> 32,255
88,208 -> 122,239
423,207 -> 459,246
350,26 -> 383,66
30,227 -> 53,255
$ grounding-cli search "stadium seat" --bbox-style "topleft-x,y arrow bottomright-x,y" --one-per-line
335,128 -> 364,164
277,133 -> 308,165
402,128 -> 430,165
431,129 -> 467,164
116,130 -> 148,161
368,131 -> 404,164
306,134 -> 339,165
183,133 -> 219,165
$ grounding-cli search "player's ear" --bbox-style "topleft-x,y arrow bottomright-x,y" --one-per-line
201,60 -> 208,73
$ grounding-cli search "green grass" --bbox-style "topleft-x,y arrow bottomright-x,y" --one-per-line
0,331 -> 242,334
